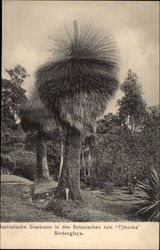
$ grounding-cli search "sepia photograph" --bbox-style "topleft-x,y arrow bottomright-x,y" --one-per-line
1,0 -> 159,249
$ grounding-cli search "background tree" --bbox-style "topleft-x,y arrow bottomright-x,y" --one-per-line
88,71 -> 159,190
117,69 -> 146,132
3,65 -> 28,119
136,105 -> 160,177
117,70 -> 147,190
1,65 -> 28,153
35,21 -> 120,200
20,88 -> 56,181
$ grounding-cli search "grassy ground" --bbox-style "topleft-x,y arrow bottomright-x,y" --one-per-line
46,187 -> 144,222
1,177 -> 144,222
1,179 -> 68,222
1,195 -> 69,222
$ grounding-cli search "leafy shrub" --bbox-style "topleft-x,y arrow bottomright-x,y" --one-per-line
84,176 -> 114,193
136,168 -> 160,221
104,181 -> 114,195
1,154 -> 15,174
1,122 -> 26,154
8,148 -> 36,180
13,158 -> 36,181
85,176 -> 105,189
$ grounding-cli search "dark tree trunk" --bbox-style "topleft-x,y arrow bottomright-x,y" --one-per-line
56,128 -> 82,201
36,129 -> 50,181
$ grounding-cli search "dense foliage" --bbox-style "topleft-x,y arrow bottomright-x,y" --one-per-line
1,65 -> 28,153
117,69 -> 146,131
89,108 -> 159,188
80,70 -> 159,188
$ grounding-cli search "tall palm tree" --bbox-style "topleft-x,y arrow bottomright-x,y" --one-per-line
20,88 -> 56,181
35,21 -> 120,200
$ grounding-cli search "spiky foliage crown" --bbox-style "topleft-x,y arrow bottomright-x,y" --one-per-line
36,21 -> 120,132
20,87 -> 56,132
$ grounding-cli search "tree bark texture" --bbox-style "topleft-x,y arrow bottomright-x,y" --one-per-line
56,129 -> 82,201
37,129 -> 50,181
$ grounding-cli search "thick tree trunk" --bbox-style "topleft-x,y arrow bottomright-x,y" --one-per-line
36,129 -> 50,181
56,129 -> 82,201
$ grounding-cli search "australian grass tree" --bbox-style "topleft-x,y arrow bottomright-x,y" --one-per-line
20,88 -> 56,181
36,21 -> 120,200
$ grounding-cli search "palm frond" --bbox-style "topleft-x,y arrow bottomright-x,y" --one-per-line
136,168 -> 160,221
149,206 -> 160,221
36,21 -> 120,131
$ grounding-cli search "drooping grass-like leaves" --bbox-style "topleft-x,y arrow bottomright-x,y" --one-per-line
136,168 -> 160,221
20,87 -> 56,132
36,21 -> 120,132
